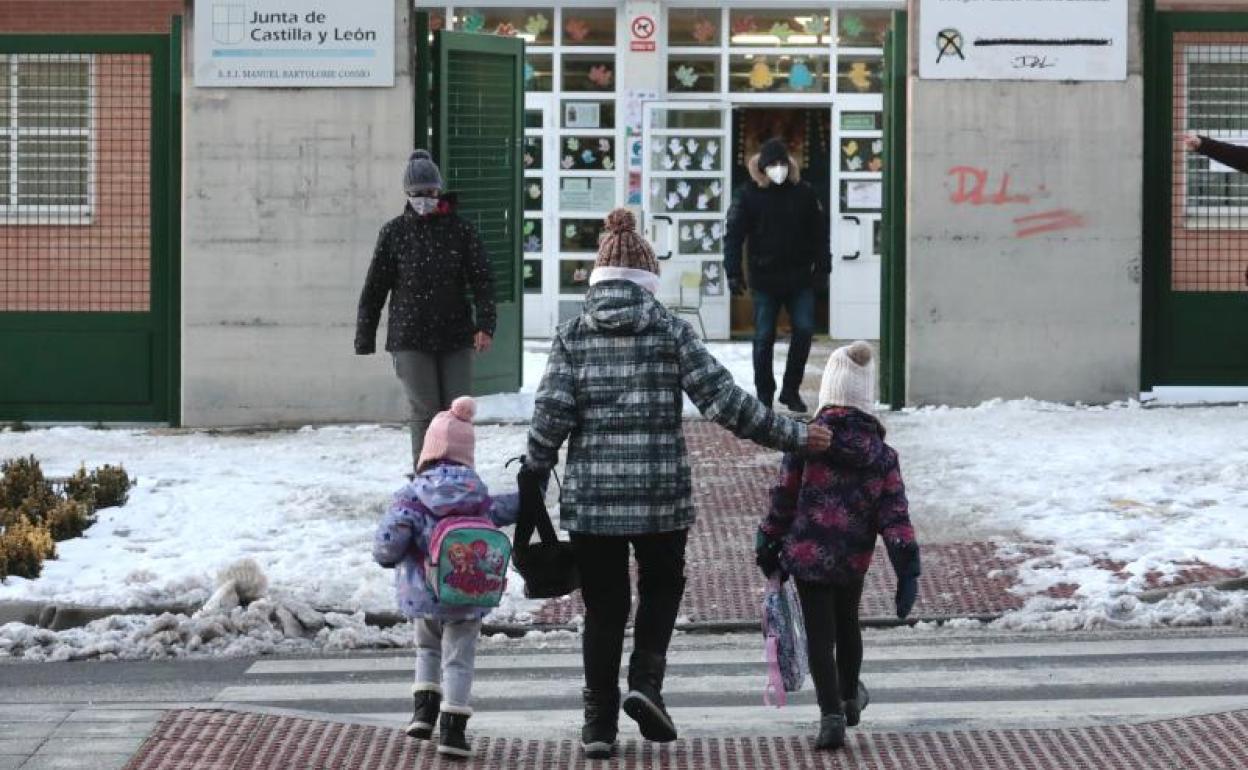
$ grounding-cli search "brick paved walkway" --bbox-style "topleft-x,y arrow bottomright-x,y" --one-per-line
536,422 -> 1026,626
124,709 -> 1248,770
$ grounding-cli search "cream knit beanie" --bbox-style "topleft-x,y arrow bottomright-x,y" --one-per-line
817,341 -> 876,414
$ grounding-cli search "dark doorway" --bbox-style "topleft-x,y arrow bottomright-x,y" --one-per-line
728,106 -> 832,338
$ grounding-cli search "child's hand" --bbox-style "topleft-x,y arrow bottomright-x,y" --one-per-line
895,575 -> 918,619
805,424 -> 832,453
755,531 -> 784,578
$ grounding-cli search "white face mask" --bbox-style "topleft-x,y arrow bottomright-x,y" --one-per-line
766,165 -> 789,185
409,196 -> 439,216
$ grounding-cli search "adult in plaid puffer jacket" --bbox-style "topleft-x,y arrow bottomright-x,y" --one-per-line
526,209 -> 831,760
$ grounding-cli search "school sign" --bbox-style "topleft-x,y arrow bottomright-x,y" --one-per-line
193,0 -> 394,87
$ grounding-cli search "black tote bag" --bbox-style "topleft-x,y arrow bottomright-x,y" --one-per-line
511,459 -> 580,599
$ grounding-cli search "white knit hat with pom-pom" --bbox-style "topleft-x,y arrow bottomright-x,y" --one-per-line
417,396 -> 477,471
817,341 -> 876,414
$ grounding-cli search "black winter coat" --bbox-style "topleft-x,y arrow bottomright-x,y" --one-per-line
1197,136 -> 1248,174
355,197 -> 497,355
724,154 -> 831,295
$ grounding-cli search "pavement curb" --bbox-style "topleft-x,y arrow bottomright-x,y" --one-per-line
0,599 -> 1000,636
1137,576 -> 1248,604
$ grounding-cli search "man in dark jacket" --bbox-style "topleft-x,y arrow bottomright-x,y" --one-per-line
356,150 -> 496,471
725,137 -> 831,414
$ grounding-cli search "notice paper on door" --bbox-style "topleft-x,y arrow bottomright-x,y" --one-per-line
846,180 -> 882,210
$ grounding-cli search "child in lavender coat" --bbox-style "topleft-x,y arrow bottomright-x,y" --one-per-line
372,396 -> 519,760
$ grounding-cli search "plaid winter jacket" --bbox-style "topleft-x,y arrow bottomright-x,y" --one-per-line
527,280 -> 808,535
760,407 -> 919,586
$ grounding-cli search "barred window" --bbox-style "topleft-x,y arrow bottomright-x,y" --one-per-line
1184,47 -> 1248,217
0,55 -> 93,220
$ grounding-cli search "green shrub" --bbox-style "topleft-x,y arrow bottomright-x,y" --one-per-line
63,466 -> 96,507
0,455 -> 53,511
91,465 -> 132,509
15,485 -> 59,527
46,499 -> 95,542
0,518 -> 55,580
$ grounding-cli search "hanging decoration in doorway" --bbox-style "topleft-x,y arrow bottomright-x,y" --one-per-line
693,18 -> 717,44
461,12 -> 485,34
749,58 -> 775,90
525,14 -> 550,39
789,59 -> 815,90
565,17 -> 591,43
588,65 -> 614,88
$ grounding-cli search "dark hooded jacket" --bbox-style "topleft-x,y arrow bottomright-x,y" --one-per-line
527,280 -> 807,535
355,195 -> 497,355
724,152 -> 831,295
1196,136 -> 1248,174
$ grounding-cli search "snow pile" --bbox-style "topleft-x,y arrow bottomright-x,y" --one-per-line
991,588 -> 1248,633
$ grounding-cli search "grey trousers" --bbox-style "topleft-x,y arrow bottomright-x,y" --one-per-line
414,617 -> 482,709
393,348 -> 473,470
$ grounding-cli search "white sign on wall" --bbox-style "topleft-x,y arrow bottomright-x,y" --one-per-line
194,0 -> 394,87
920,0 -> 1127,81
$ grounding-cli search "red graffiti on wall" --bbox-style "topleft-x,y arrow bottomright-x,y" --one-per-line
947,166 -> 1033,206
947,166 -> 1086,238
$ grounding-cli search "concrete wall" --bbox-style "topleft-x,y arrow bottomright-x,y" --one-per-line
904,0 -> 1144,405
181,2 -> 413,426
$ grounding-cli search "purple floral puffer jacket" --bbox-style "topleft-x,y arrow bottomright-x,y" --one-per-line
372,461 -> 519,622
759,407 -> 919,586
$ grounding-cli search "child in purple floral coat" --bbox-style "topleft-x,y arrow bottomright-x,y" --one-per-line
755,342 -> 920,751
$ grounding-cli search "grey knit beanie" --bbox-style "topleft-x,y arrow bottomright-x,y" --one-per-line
403,149 -> 443,195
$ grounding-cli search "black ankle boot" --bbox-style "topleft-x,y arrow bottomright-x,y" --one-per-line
623,650 -> 677,743
437,708 -> 472,759
815,713 -> 846,750
404,688 -> 441,740
778,390 -> 808,414
581,687 -> 620,759
843,681 -> 870,727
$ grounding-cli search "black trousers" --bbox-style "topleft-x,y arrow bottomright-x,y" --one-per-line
794,578 -> 865,716
570,529 -> 689,693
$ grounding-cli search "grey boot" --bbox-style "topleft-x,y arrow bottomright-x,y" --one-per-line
581,687 -> 620,759
815,713 -> 847,750
843,681 -> 870,727
622,650 -> 677,743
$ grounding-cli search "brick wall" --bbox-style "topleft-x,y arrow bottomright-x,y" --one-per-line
0,1 -> 184,34
1,55 -> 153,312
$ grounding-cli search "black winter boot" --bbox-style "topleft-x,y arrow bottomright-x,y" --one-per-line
437,707 -> 472,759
778,390 -> 808,414
623,650 -> 678,743
581,687 -> 620,759
815,713 -> 846,750
843,681 -> 870,727
404,687 -> 441,740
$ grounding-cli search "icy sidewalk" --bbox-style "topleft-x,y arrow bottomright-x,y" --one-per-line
1,399 -> 1246,661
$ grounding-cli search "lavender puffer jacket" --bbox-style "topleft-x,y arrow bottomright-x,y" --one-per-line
759,407 -> 919,586
372,462 -> 519,621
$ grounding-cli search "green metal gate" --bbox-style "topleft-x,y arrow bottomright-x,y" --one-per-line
432,31 -> 524,396
0,29 -> 180,422
1144,12 -> 1248,386
881,11 -> 908,409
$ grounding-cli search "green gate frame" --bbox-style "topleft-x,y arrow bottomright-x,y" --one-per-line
1142,7 -> 1248,388
0,26 -> 181,423
431,30 -> 525,396
881,11 -> 908,410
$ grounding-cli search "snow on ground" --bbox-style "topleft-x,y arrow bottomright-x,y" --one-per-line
1,344 -> 1246,657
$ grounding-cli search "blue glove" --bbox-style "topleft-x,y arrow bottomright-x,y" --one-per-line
895,574 -> 919,619
755,530 -> 783,579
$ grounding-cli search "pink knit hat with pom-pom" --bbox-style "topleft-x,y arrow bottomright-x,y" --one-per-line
417,397 -> 477,471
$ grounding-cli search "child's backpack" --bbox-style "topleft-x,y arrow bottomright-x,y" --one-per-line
425,516 -> 512,607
